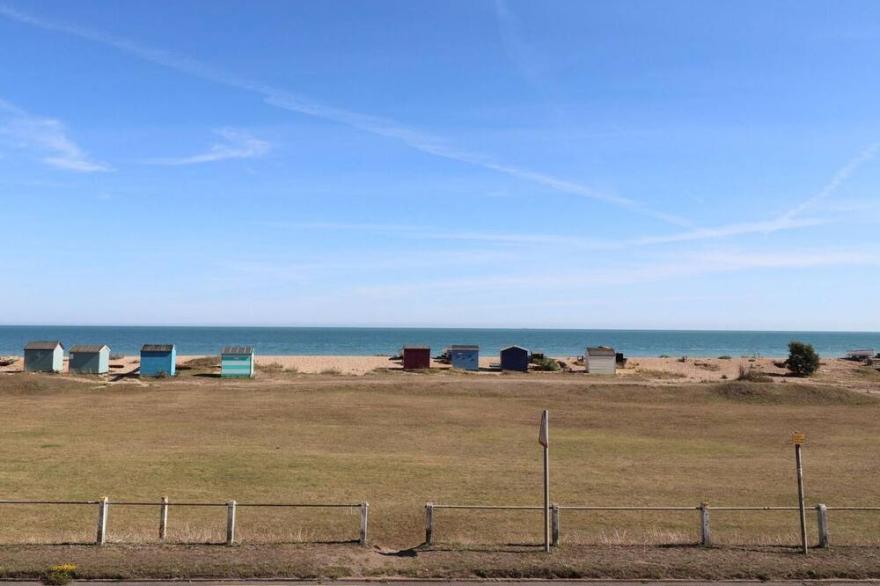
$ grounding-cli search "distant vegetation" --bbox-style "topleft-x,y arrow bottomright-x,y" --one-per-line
531,356 -> 561,371
786,341 -> 820,377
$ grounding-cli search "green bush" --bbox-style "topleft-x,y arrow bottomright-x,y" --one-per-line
786,341 -> 820,376
532,356 -> 560,371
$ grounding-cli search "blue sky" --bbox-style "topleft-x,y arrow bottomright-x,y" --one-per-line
1,0 -> 878,330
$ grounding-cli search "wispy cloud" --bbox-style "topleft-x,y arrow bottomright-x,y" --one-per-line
279,214 -> 825,251
782,142 -> 880,220
494,0 -> 545,89
352,247 -> 880,298
145,129 -> 270,166
0,98 -> 110,172
0,3 -> 689,226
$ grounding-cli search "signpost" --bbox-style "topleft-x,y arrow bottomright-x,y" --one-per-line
792,432 -> 808,555
539,410 -> 550,553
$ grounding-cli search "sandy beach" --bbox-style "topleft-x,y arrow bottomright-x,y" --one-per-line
1,352 -> 876,390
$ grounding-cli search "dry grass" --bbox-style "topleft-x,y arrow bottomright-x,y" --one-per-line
0,372 -> 878,557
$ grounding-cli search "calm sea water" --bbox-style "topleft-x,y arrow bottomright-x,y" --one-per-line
0,326 -> 877,357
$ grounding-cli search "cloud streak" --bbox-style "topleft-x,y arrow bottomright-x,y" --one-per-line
782,142 -> 880,220
0,3 -> 689,226
352,247 -> 880,298
145,129 -> 270,166
282,214 -> 825,251
0,98 -> 110,172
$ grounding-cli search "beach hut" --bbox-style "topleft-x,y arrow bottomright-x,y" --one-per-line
448,345 -> 479,371
500,345 -> 530,372
221,346 -> 255,378
586,346 -> 617,375
140,344 -> 177,377
23,341 -> 64,373
845,349 -> 875,361
402,346 -> 431,370
69,344 -> 110,374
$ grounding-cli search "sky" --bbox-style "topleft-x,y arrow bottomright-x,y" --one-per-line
0,0 -> 878,330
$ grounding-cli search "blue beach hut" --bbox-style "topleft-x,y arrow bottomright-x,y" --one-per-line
24,341 -> 64,373
448,345 -> 479,371
69,344 -> 110,374
140,344 -> 177,377
221,346 -> 255,378
500,345 -> 530,372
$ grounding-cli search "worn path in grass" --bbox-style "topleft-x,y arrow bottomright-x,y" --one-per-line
1,543 -> 880,580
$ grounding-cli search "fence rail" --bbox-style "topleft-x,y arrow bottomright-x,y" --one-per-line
425,501 -> 880,548
0,497 -> 368,546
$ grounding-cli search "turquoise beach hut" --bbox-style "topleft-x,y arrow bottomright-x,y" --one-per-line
140,344 -> 176,377
69,344 -> 110,374
221,346 -> 255,378
24,341 -> 64,373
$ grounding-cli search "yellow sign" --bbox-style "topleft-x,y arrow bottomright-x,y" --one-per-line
791,432 -> 806,444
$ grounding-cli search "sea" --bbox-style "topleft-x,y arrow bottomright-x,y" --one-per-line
0,326 -> 877,358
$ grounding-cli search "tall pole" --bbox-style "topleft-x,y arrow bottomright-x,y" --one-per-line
793,433 -> 808,555
540,410 -> 550,553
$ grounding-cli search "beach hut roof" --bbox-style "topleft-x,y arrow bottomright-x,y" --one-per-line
222,345 -> 254,355
501,345 -> 529,352
403,345 -> 430,350
142,344 -> 175,352
69,344 -> 109,353
449,344 -> 479,351
24,340 -> 63,350
587,346 -> 616,356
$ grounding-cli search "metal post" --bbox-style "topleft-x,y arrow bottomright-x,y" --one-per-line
159,496 -> 168,541
226,500 -> 237,545
816,504 -> 829,548
96,496 -> 109,545
359,502 -> 369,545
551,504 -> 560,547
425,502 -> 434,546
542,410 -> 550,553
700,502 -> 711,547
795,443 -> 808,555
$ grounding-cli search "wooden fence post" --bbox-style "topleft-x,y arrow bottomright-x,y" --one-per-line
816,504 -> 829,548
226,500 -> 236,545
96,497 -> 109,545
700,502 -> 711,547
425,503 -> 434,546
551,504 -> 560,547
159,496 -> 168,542
359,502 -> 369,545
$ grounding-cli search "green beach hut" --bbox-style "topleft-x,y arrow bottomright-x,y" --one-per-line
221,346 -> 255,378
69,344 -> 111,374
24,340 -> 64,373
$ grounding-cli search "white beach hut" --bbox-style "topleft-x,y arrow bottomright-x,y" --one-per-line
585,346 -> 617,375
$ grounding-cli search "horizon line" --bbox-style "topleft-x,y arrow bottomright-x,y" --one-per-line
1,324 -> 878,335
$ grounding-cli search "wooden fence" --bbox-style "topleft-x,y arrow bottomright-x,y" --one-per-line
425,502 -> 880,547
0,498 -> 368,545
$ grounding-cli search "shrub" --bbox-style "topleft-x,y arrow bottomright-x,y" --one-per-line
786,341 -> 820,377
737,363 -> 771,383
532,356 -> 560,371
718,355 -> 732,360
44,564 -> 76,585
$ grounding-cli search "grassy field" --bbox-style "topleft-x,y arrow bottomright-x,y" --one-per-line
0,367 -> 878,577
